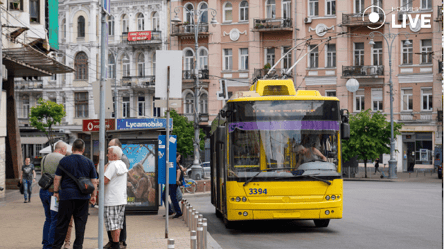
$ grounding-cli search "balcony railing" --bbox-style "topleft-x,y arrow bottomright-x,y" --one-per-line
253,68 -> 292,80
342,13 -> 384,26
182,69 -> 209,80
15,81 -> 43,90
121,31 -> 162,44
171,24 -> 209,36
342,65 -> 384,77
121,75 -> 155,88
253,18 -> 292,31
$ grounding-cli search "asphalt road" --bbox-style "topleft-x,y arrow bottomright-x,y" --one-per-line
186,181 -> 442,249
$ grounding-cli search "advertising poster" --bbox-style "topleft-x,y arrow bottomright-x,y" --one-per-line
122,141 -> 158,210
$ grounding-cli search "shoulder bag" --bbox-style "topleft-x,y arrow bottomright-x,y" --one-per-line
38,156 -> 54,190
58,165 -> 95,195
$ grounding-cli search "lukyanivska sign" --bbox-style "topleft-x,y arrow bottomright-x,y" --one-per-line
116,118 -> 173,130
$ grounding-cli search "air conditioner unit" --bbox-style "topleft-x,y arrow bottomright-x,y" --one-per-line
59,129 -> 65,133
398,12 -> 406,21
304,17 -> 312,24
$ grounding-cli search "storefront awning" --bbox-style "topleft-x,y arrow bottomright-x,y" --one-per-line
21,137 -> 48,144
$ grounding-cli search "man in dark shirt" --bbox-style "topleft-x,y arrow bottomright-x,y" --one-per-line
52,139 -> 98,249
20,157 -> 36,203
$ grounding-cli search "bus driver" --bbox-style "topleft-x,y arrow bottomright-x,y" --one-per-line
295,144 -> 327,168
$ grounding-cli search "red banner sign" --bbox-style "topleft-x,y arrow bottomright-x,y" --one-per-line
127,31 -> 152,42
82,119 -> 115,132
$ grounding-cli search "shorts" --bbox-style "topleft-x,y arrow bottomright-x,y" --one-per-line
104,205 -> 125,231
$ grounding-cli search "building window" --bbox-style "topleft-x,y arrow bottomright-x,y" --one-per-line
185,93 -> 194,114
240,1 -> 249,21
372,0 -> 382,12
282,47 -> 291,70
199,3 -> 208,23
402,40 -> 413,64
372,88 -> 383,111
62,19 -> 66,38
223,2 -> 233,22
266,0 -> 276,18
402,89 -> 413,111
153,96 -> 161,117
9,0 -> 23,10
122,14 -> 129,33
309,0 -> 318,16
199,49 -> 208,70
354,43 -> 364,66
75,92 -> 89,118
240,48 -> 248,70
23,95 -> 29,118
355,0 -> 364,13
421,39 -> 432,64
326,0 -> 336,16
78,16 -> 85,38
372,42 -> 383,66
200,93 -> 208,114
282,0 -> 291,19
122,96 -> 130,118
421,0 -> 431,9
108,53 -> 116,79
325,90 -> 336,97
75,52 -> 88,80
137,13 -> 144,31
51,74 -> 57,81
223,49 -> 232,70
29,0 -> 39,23
421,88 -> 432,111
266,48 -> 275,67
112,96 -> 115,118
122,54 -> 130,77
152,12 -> 159,30
152,52 -> 156,75
138,53 -> 145,77
309,45 -> 318,68
108,16 -> 114,36
354,89 -> 365,112
401,0 -> 410,9
185,4 -> 194,24
138,95 -> 145,116
326,44 -> 336,68
184,50 -> 194,76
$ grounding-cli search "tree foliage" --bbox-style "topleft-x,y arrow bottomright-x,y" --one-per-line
341,109 -> 402,177
169,109 -> 205,158
29,98 -> 66,152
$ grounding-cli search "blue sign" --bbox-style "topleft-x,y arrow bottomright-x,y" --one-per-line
117,118 -> 173,130
158,135 -> 177,185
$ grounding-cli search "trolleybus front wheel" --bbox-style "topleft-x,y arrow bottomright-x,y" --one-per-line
313,219 -> 330,227
215,209 -> 223,218
224,217 -> 235,229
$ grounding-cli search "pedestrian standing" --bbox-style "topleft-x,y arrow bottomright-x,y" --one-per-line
170,153 -> 183,219
103,138 -> 129,249
20,157 -> 36,203
374,158 -> 380,174
52,139 -> 98,249
40,141 -> 67,249
103,146 -> 128,249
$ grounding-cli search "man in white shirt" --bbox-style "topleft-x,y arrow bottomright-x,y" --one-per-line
104,146 -> 128,249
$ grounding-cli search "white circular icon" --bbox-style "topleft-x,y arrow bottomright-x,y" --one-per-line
346,79 -> 360,93
369,12 -> 380,23
363,6 -> 386,30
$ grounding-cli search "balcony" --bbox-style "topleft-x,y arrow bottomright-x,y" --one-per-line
435,5 -> 442,22
121,31 -> 162,45
253,68 -> 292,80
182,69 -> 209,80
342,13 -> 384,27
253,18 -> 292,32
121,75 -> 155,89
342,65 -> 384,78
171,24 -> 209,37
15,81 -> 43,90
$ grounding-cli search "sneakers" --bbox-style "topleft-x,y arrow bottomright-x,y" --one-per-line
162,212 -> 175,218
24,199 -> 27,203
120,242 -> 127,249
103,241 -> 112,249
172,214 -> 182,219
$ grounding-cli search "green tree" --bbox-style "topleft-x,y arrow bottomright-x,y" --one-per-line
341,109 -> 402,178
29,98 -> 66,152
169,109 -> 205,159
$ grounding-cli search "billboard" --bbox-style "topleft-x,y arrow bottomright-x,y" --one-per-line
117,118 -> 172,130
127,31 -> 152,41
82,119 -> 115,132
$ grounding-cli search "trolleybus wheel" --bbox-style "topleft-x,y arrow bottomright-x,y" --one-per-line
215,209 -> 222,218
224,217 -> 234,229
314,219 -> 330,227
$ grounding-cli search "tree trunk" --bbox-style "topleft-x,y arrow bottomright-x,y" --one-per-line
364,160 -> 367,178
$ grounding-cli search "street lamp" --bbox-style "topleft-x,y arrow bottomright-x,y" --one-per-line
172,6 -> 218,175
368,30 -> 411,179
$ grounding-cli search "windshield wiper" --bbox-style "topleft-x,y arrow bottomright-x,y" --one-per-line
243,168 -> 295,187
295,174 -> 331,185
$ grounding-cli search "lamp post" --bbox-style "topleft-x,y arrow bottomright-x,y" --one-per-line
171,6 -> 218,174
368,30 -> 411,179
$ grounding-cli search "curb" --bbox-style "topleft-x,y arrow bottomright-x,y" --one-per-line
183,192 -> 211,197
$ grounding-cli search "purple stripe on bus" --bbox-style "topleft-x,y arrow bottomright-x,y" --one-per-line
228,121 -> 340,132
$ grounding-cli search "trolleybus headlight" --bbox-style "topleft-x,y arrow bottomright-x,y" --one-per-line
325,210 -> 330,215
236,197 -> 241,202
325,195 -> 330,200
242,197 -> 247,202
331,195 -> 336,200
243,211 -> 248,216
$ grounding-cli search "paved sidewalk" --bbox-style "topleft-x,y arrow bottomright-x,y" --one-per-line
344,168 -> 442,183
0,185 -> 221,249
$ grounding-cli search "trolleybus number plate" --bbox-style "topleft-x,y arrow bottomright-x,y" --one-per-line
249,188 -> 267,195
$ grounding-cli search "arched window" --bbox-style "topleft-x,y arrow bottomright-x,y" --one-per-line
199,49 -> 208,69
199,3 -> 208,23
184,50 -> 194,79
138,53 -> 145,77
137,13 -> 144,31
240,1 -> 248,21
122,14 -> 129,33
185,92 -> 194,114
109,16 -> 114,36
152,12 -> 159,30
108,53 -> 116,79
184,4 -> 194,23
223,2 -> 233,22
199,93 -> 208,114
266,0 -> 276,19
122,54 -> 130,77
75,52 -> 88,80
77,16 -> 85,37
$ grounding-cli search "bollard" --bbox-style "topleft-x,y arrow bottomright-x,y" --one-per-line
190,230 -> 197,249
194,212 -> 199,232
168,239 -> 175,249
202,218 -> 207,249
197,222 -> 203,249
184,205 -> 188,225
203,182 -> 206,192
190,211 -> 195,231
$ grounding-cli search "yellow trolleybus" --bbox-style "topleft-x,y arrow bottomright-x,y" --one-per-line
210,79 -> 350,228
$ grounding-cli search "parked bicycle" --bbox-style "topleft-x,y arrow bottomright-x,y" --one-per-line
182,178 -> 197,194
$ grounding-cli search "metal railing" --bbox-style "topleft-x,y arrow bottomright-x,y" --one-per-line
121,75 -> 155,88
15,81 -> 44,89
171,24 -> 209,35
253,68 -> 292,79
342,65 -> 384,77
342,13 -> 384,26
120,31 -> 162,44
253,18 -> 292,30
182,69 -> 209,80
